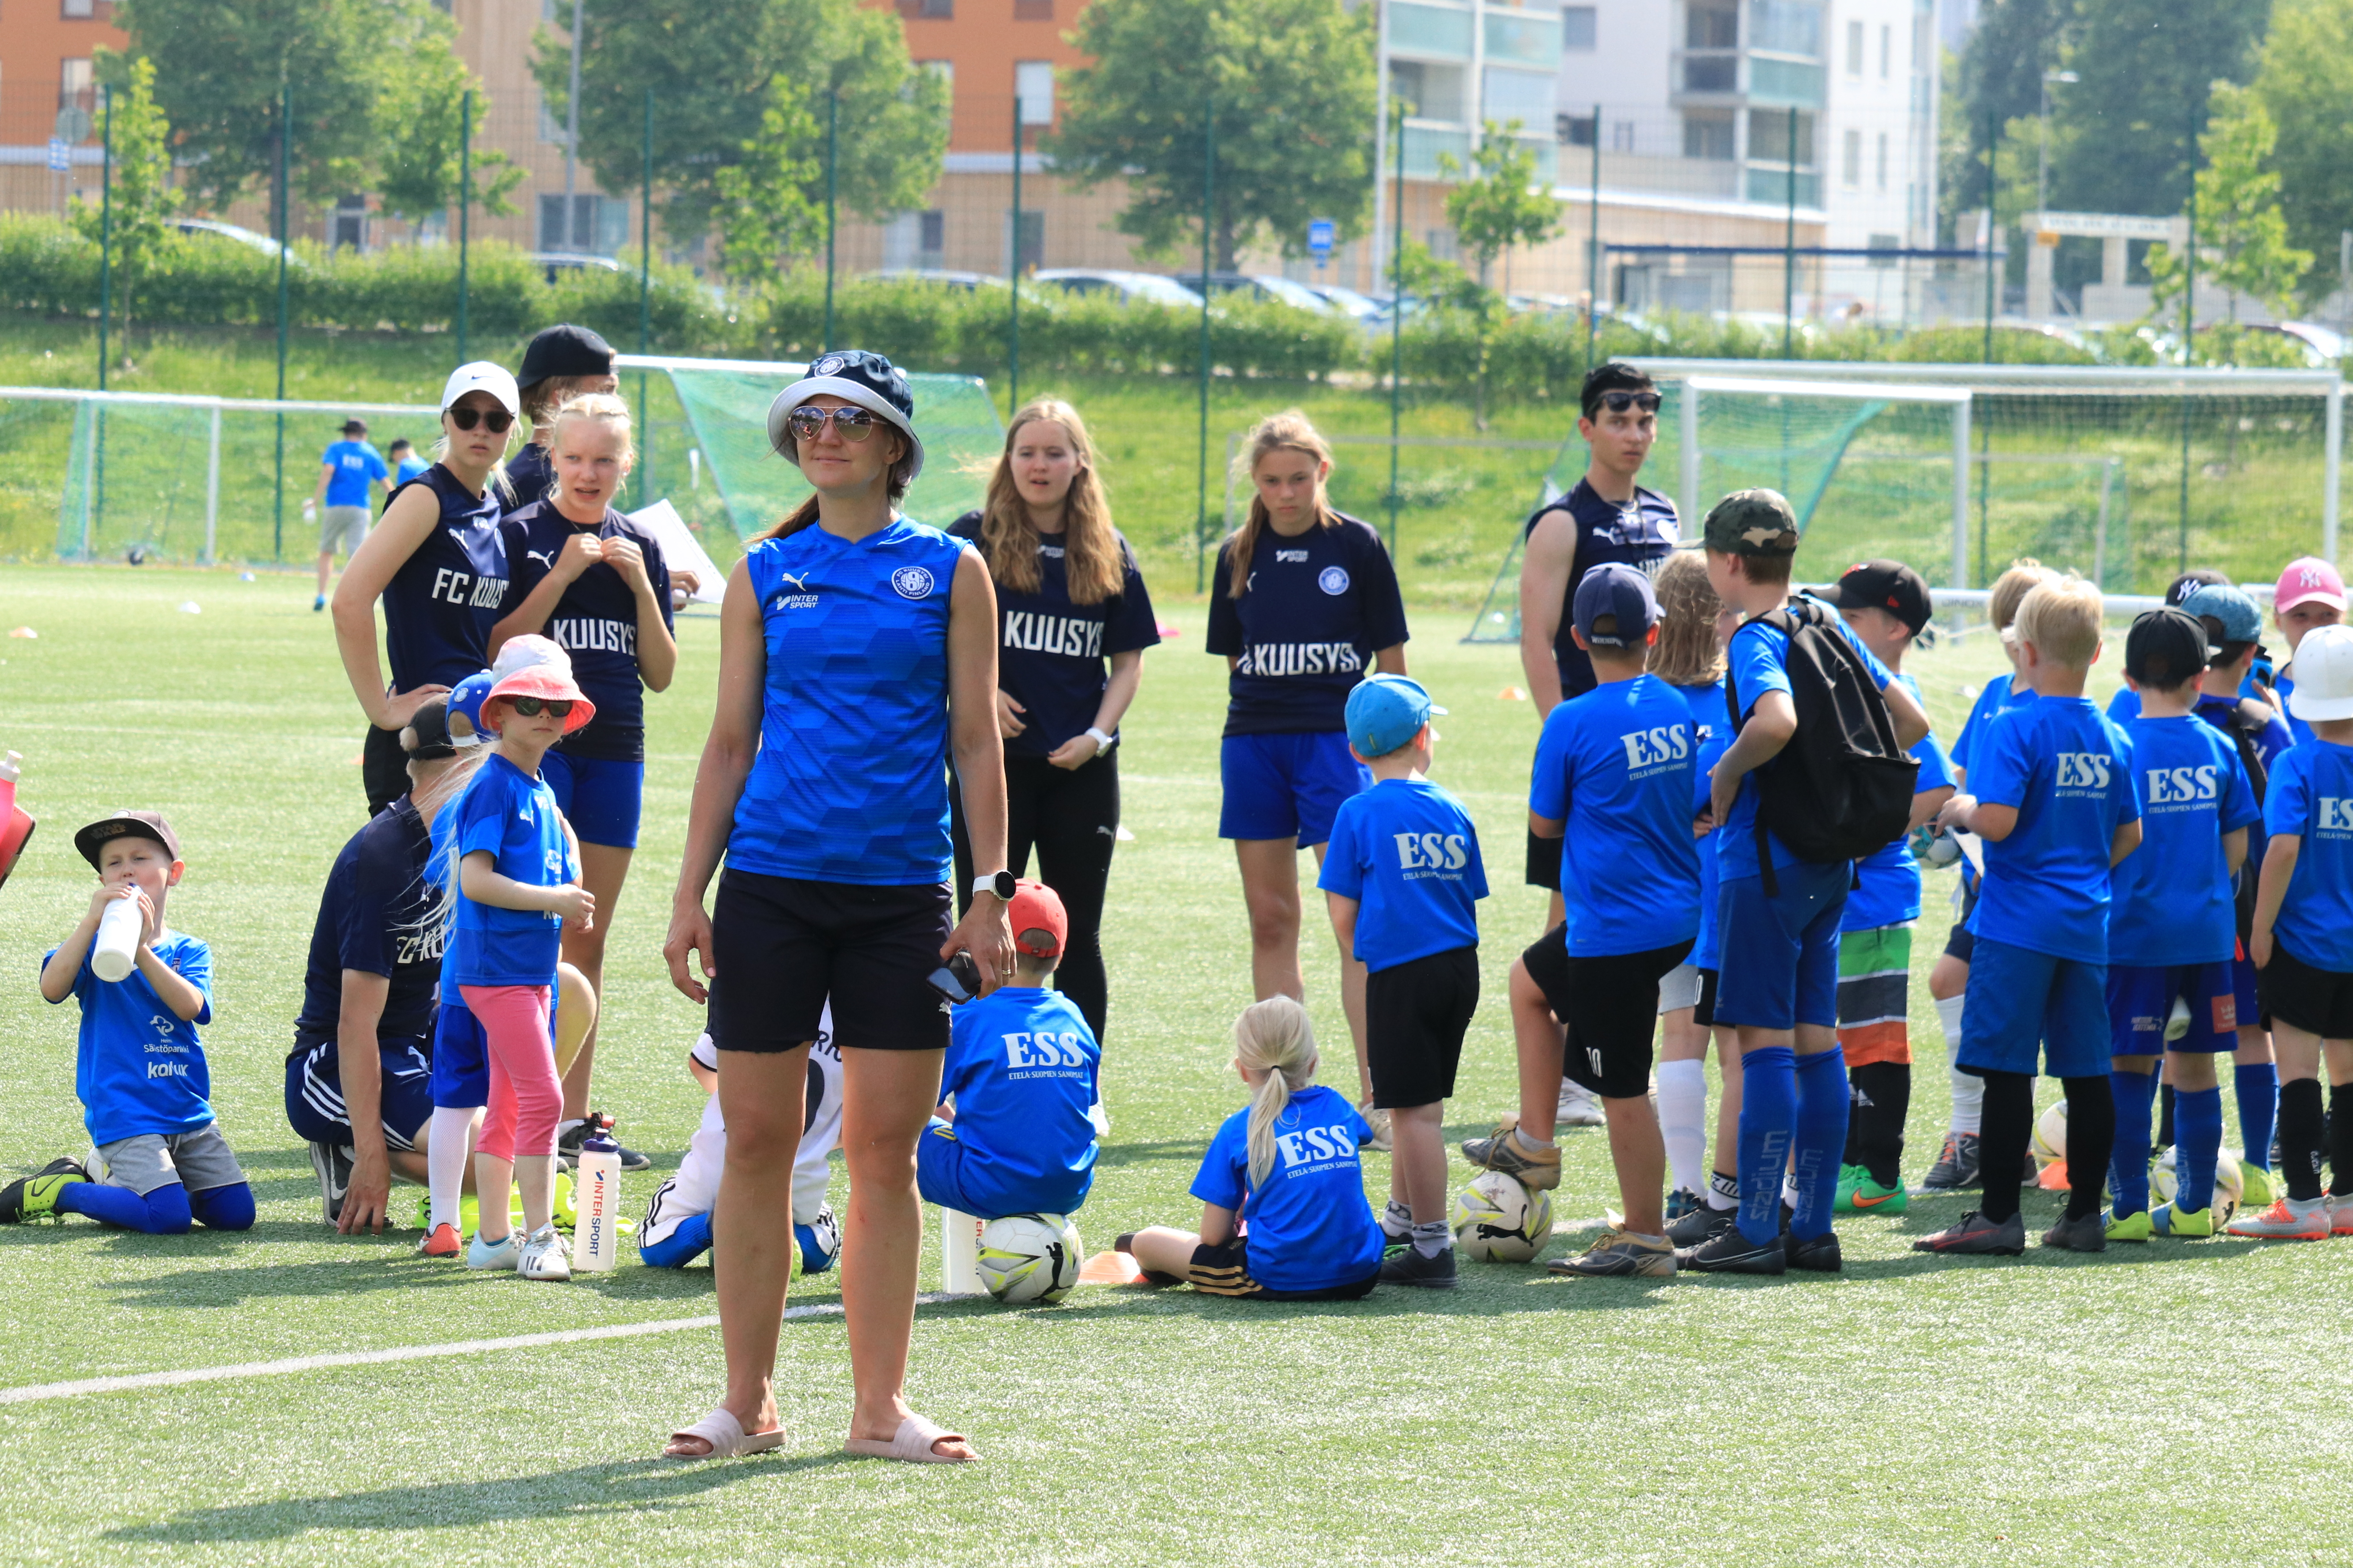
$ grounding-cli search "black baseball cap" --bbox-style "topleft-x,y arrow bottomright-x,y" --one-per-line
1829,559 -> 1933,637
516,323 -> 617,392
2126,607 -> 2213,691
2164,567 -> 2230,608
403,697 -> 459,761
74,810 -> 181,870
1574,562 -> 1659,649
1580,361 -> 1655,418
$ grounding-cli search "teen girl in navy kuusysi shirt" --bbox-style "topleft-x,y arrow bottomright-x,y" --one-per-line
947,397 -> 1158,1043
332,362 -> 519,816
1205,411 -> 1409,1128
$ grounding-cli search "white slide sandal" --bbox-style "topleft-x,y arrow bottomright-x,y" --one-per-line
664,1407 -> 785,1459
843,1414 -> 978,1464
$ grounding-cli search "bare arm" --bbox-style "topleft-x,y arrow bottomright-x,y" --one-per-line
314,465 -> 334,507
944,549 -> 1016,992
1197,1200 -> 1238,1247
335,969 -> 395,1234
662,559 -> 765,1004
2108,819 -> 2141,867
1881,676 -> 1930,750
331,484 -> 451,728
2223,824 -> 2249,878
1091,647 -> 1144,735
458,849 -> 594,926
625,555 -> 679,692
1908,785 -> 1956,832
1324,891 -> 1359,959
134,935 -> 207,1022
38,886 -> 118,1003
1517,512 -> 1573,717
2250,833 -> 2300,968
1374,643 -> 1407,676
1707,689 -> 1797,825
487,532 -> 598,657
1935,793 -> 2019,842
1528,810 -> 1565,840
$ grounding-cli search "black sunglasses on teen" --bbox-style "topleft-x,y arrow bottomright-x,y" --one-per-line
1594,391 -> 1662,414
447,406 -> 516,434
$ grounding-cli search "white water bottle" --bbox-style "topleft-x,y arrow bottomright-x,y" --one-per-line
91,892 -> 142,983
571,1121 -> 622,1272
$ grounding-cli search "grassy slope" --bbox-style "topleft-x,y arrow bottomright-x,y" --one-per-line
0,563 -> 2344,1565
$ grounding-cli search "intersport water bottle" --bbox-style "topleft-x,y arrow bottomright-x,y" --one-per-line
571,1120 -> 622,1272
91,891 -> 143,982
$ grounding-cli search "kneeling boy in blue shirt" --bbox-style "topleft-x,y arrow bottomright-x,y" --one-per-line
1319,674 -> 1488,1288
1919,576 -> 2141,1257
919,880 -> 1103,1222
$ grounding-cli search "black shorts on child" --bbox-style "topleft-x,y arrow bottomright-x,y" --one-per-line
1365,945 -> 1479,1110
1521,926 -> 1693,1099
1525,824 -> 1561,891
2257,942 -> 2353,1039
1187,1239 -> 1380,1301
1694,966 -> 1721,1030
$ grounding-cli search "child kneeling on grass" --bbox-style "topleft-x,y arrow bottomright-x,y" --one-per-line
6,812 -> 255,1234
1119,995 -> 1385,1300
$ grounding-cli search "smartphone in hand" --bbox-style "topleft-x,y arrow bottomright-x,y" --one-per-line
927,950 -> 982,1006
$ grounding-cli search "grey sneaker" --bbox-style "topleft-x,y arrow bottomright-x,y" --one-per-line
1459,1122 -> 1562,1191
308,1141 -> 353,1226
1556,1079 -> 1605,1128
1549,1226 -> 1675,1278
1921,1132 -> 1982,1191
1358,1102 -> 1393,1154
1379,1244 -> 1458,1289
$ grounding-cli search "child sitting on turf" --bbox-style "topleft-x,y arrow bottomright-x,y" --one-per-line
2237,621 -> 2353,1239
1919,575 -> 2141,1258
6,812 -> 256,1234
2103,608 -> 2258,1241
1317,674 -> 1487,1289
919,880 -> 1105,1222
1119,995 -> 1385,1300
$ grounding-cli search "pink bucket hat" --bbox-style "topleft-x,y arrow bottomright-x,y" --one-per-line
481,633 -> 596,735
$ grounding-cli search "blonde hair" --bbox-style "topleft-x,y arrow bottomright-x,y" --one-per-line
1224,410 -> 1337,599
1234,995 -> 1320,1188
976,400 -> 1123,604
524,373 -> 609,431
1988,557 -> 2056,634
2013,574 -> 2105,670
549,391 -> 637,467
1648,550 -> 1725,685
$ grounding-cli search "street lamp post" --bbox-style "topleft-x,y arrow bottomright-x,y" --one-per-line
2036,69 -> 2076,219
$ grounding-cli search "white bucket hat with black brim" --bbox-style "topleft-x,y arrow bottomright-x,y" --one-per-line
766,355 -> 924,482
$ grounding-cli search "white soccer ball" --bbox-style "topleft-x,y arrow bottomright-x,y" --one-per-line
975,1212 -> 1081,1305
2030,1101 -> 2068,1167
2153,1145 -> 2244,1224
1452,1171 -> 1552,1262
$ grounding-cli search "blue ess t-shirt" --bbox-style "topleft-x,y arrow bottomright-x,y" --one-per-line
2264,741 -> 2353,972
292,796 -> 441,1052
2112,675 -> 2312,751
44,930 -> 216,1146
1317,777 -> 1488,971
322,439 -> 389,507
1968,696 -> 2140,964
1205,513 -> 1409,737
1525,479 -> 1679,701
940,987 -> 1101,1217
448,753 -> 574,987
1530,673 -> 1701,957
728,519 -> 968,885
393,454 -> 430,487
1718,596 -> 1898,881
381,465 -> 509,692
1842,672 -> 1957,933
2268,671 -> 2316,750
1685,685 -> 1730,970
1956,674 -> 2035,776
1189,1084 -> 1384,1292
501,501 -> 674,762
2107,714 -> 2259,968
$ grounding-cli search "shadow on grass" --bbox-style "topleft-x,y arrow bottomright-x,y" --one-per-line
89,1248 -> 732,1308
102,1452 -> 866,1544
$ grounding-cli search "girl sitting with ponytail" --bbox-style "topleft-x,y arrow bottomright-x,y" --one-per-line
1116,996 -> 1385,1301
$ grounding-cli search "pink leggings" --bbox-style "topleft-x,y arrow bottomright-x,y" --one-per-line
460,984 -> 560,1163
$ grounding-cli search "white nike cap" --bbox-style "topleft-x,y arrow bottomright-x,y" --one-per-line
440,361 -> 521,419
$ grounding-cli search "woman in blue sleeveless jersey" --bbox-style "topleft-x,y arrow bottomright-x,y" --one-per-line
662,351 -> 1009,1464
332,363 -> 519,815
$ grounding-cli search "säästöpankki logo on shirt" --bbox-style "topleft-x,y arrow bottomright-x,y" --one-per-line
891,566 -> 935,600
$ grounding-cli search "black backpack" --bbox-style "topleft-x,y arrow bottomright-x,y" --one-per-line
1725,596 -> 1919,893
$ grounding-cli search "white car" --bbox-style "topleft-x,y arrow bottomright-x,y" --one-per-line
1030,269 -> 1205,307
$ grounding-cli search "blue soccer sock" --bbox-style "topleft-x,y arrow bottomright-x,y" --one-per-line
1789,1046 -> 1849,1240
189,1183 -> 255,1231
2107,1067 -> 2158,1218
1736,1046 -> 1797,1245
2235,1063 -> 2278,1170
56,1180 -> 192,1234
2176,1086 -> 2224,1214
638,1211 -> 712,1269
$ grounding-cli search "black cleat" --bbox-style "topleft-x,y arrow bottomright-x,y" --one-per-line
2040,1211 -> 2107,1253
558,1111 -> 651,1172
1676,1225 -> 1787,1275
1667,1203 -> 1738,1248
1379,1244 -> 1460,1289
0,1157 -> 90,1223
1913,1209 -> 2026,1255
1921,1132 -> 1983,1191
1783,1230 -> 1844,1272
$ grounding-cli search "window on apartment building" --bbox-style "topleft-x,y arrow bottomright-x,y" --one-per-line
1008,209 -> 1043,273
59,58 -> 93,112
1556,111 -> 1596,147
898,0 -> 952,17
1879,23 -> 1891,77
920,210 -> 946,257
1748,108 -> 1814,165
1561,5 -> 1596,49
332,195 -> 367,252
1015,61 -> 1054,126
1688,3 -> 1737,49
1875,131 -> 1888,189
1683,114 -> 1735,161
1845,20 -> 1862,73
1611,119 -> 1636,152
538,193 -> 628,254
1868,232 -> 1899,269
1748,0 -> 1822,58
63,0 -> 98,17
1014,0 -> 1052,17
1841,129 -> 1859,186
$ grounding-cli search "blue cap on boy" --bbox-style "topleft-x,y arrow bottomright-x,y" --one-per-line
1573,561 -> 1660,649
1345,674 -> 1445,759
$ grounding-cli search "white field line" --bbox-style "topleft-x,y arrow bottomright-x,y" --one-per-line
0,1293 -> 961,1407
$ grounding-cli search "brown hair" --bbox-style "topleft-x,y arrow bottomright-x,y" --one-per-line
523,373 -> 609,431
1647,551 -> 1723,685
755,415 -> 917,544
976,400 -> 1123,604
1224,410 -> 1337,598
1988,557 -> 2056,634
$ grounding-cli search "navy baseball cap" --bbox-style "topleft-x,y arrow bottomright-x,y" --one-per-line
516,323 -> 616,392
768,349 -> 924,480
2180,583 -> 2264,649
1574,561 -> 1660,649
1346,675 -> 1445,758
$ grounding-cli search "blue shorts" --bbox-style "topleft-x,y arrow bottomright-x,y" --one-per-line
1712,862 -> 1848,1031
915,1119 -> 1082,1220
428,1000 -> 489,1110
1219,731 -> 1369,848
1958,936 -> 2109,1078
285,1038 -> 435,1149
2107,960 -> 2248,1056
542,750 -> 644,849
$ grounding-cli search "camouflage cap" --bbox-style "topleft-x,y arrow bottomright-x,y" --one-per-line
1702,488 -> 1801,556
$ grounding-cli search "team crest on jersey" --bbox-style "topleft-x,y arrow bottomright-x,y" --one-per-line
890,566 -> 935,600
1318,566 -> 1350,596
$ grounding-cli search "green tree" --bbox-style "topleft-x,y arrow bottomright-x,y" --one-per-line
2045,0 -> 2270,219
2251,0 -> 2353,308
1047,0 -> 1375,272
534,0 -> 948,252
372,8 -> 523,230
76,51 -> 181,335
2146,81 -> 2311,363
711,79 -> 825,282
1438,123 -> 1562,426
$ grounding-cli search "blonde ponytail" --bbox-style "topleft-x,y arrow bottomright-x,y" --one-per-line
1234,995 -> 1321,1188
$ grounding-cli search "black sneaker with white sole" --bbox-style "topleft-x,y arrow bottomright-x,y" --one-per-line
1675,1226 -> 1787,1275
558,1112 -> 650,1172
1783,1230 -> 1843,1272
1378,1244 -> 1460,1289
308,1141 -> 353,1225
1666,1203 -> 1738,1249
1921,1132 -> 1983,1191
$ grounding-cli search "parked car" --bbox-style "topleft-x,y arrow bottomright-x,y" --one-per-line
869,269 -> 1008,291
527,251 -> 626,284
1175,273 -> 1335,313
170,218 -> 308,269
1030,269 -> 1205,307
1305,283 -> 1383,321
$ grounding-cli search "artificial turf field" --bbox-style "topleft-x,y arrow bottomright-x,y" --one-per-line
0,562 -> 2346,1567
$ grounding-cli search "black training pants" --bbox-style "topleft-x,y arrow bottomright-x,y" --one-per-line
950,749 -> 1121,1043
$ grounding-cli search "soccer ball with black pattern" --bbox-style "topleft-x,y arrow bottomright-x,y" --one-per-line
976,1212 -> 1082,1304
1452,1171 -> 1552,1263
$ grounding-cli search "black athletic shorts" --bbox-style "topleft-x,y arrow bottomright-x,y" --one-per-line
1694,966 -> 1721,1030
1525,826 -> 1561,891
709,869 -> 954,1053
362,722 -> 409,816
1186,1240 -> 1379,1301
1365,945 -> 1480,1110
1942,875 -> 1980,963
2257,942 -> 2353,1040
1521,925 -> 1692,1099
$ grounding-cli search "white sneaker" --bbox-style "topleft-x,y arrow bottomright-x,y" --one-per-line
466,1230 -> 520,1272
1556,1079 -> 1604,1128
2327,1192 -> 2353,1237
1358,1101 -> 1393,1153
518,1223 -> 572,1281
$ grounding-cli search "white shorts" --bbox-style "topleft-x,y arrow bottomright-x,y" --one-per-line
641,1003 -> 841,1248
1656,962 -> 1705,1016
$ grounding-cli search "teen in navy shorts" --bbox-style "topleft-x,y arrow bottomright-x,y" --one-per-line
1206,411 -> 1408,1129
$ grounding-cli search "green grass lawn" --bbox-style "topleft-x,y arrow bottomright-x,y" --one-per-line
0,562 -> 2344,1565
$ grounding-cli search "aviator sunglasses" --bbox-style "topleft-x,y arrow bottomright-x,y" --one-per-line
447,405 -> 516,434
785,404 -> 880,442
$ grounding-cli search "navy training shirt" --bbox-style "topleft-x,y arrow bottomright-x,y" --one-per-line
380,465 -> 509,693
501,500 -> 674,762
947,512 -> 1161,759
1525,478 -> 1680,701
1205,511 -> 1409,738
502,443 -> 554,516
291,796 -> 443,1054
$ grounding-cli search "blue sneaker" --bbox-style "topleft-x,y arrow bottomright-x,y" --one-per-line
795,1204 -> 841,1275
467,1230 -> 520,1271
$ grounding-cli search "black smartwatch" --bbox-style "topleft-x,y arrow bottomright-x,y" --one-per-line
971,870 -> 1016,902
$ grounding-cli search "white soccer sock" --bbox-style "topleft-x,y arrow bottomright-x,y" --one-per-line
428,1107 -> 476,1231
1657,1059 -> 1708,1196
1937,995 -> 1983,1136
